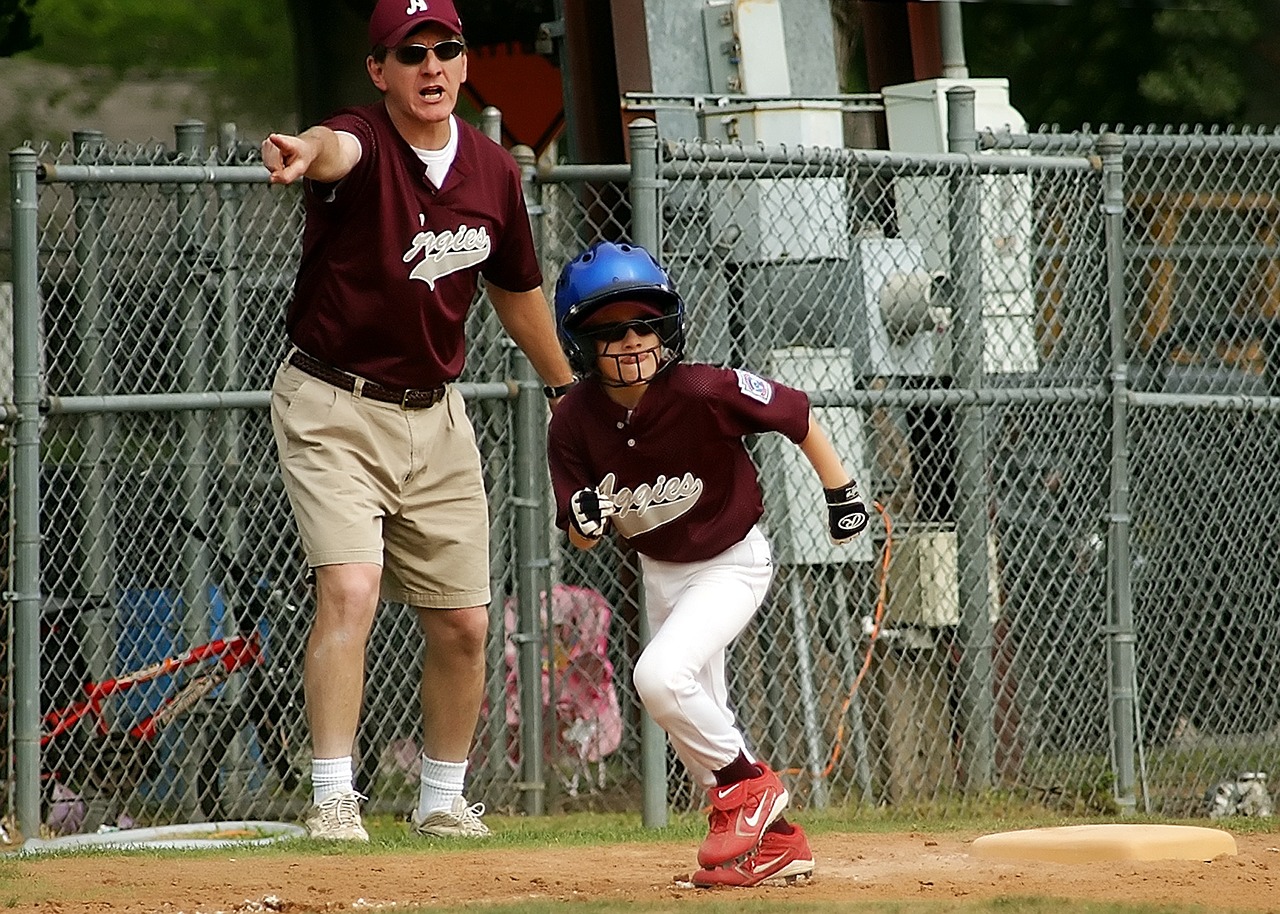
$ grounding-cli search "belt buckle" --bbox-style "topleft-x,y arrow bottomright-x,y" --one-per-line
400,385 -> 443,409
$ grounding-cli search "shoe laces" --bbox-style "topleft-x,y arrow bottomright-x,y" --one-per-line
456,800 -> 486,826
316,790 -> 366,827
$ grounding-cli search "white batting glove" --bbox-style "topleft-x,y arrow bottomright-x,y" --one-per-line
569,488 -> 616,540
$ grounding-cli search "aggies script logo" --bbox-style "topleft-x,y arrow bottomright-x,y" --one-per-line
598,471 -> 703,538
403,216 -> 491,289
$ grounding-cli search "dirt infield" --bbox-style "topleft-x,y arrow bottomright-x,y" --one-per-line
7,829 -> 1279,912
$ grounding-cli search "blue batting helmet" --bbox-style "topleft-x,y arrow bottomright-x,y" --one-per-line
553,240 -> 686,377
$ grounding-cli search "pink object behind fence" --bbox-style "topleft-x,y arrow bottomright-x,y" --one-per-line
500,584 -> 623,792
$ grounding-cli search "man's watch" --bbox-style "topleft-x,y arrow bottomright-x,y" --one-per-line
543,378 -> 578,399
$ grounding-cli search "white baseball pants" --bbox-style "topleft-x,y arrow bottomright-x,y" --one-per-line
633,525 -> 774,789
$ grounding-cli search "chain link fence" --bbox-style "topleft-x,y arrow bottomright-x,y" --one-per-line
8,105 -> 1280,839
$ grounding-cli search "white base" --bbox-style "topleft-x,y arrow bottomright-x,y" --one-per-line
20,820 -> 305,854
970,824 -> 1237,864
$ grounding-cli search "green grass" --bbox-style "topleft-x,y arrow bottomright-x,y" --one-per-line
13,805 -> 1274,859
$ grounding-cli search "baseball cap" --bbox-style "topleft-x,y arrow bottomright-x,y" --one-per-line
369,0 -> 463,49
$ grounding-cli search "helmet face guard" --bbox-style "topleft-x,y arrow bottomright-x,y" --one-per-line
576,316 -> 673,388
554,241 -> 686,381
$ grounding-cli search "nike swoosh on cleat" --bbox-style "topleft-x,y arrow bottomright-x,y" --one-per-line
749,857 -> 782,874
741,800 -> 767,830
715,783 -> 742,800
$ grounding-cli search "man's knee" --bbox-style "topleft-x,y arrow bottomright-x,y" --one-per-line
313,565 -> 381,633
421,606 -> 489,658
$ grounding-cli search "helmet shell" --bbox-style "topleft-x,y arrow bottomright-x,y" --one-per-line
553,241 -> 686,376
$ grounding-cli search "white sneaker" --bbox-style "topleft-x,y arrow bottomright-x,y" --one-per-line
411,796 -> 491,837
305,790 -> 369,841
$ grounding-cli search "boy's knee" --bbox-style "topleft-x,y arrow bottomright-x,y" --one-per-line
632,656 -> 690,720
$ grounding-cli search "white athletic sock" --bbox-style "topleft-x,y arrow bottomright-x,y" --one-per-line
416,755 -> 467,819
311,756 -> 355,806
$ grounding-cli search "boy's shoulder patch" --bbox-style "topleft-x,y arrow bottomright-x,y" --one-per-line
733,368 -> 774,405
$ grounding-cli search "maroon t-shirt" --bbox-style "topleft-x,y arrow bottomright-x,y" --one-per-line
548,363 -> 811,563
286,104 -> 542,389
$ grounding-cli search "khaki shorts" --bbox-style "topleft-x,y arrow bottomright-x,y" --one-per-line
270,359 -> 491,608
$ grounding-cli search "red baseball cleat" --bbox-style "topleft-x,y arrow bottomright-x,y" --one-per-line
692,822 -> 815,888
697,763 -> 789,867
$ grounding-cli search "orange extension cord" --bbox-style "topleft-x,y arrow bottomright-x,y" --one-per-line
782,500 -> 892,781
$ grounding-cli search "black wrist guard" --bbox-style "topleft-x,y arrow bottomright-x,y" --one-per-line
824,481 -> 869,544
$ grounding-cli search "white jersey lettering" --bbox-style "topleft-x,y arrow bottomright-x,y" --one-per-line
404,219 -> 491,289
598,471 -> 703,537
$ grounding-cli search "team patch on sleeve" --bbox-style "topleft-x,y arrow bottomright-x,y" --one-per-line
733,369 -> 774,405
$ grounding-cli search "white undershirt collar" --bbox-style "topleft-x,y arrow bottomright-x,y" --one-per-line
412,115 -> 458,189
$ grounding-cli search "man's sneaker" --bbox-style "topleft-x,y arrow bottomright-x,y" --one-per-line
692,823 -> 815,888
305,790 -> 369,841
411,796 -> 491,837
697,763 -> 789,867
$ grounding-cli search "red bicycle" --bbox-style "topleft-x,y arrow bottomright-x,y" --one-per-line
40,517 -> 305,830
42,629 -> 264,747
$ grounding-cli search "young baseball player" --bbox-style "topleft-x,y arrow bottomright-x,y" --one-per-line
547,240 -> 870,887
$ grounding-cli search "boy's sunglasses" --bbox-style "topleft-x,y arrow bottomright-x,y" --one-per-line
583,319 -> 663,344
392,39 -> 466,66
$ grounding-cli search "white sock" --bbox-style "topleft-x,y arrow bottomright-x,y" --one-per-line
416,755 -> 467,819
312,756 -> 355,805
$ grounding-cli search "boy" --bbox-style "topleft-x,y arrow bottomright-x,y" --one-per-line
547,240 -> 870,886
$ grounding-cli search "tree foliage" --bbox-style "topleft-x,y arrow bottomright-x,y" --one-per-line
960,0 -> 1260,128
27,0 -> 295,122
1139,4 -> 1259,121
23,0 -> 558,129
13,0 -> 1274,136
0,0 -> 39,56
834,0 -> 1269,130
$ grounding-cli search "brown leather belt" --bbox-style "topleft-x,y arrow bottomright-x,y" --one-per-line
288,349 -> 447,409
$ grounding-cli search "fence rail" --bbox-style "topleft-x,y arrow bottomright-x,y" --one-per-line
8,96 -> 1280,840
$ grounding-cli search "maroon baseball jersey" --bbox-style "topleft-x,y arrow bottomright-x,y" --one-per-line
285,103 -> 542,389
548,363 -> 811,563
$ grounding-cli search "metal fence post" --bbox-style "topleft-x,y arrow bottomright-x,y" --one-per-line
70,130 -> 115,686
480,106 -> 502,145
475,106 -> 514,792
10,144 -> 43,839
627,117 -> 668,829
1099,131 -> 1138,815
215,123 -> 247,551
512,142 -> 548,816
947,86 -> 995,791
174,120 -> 213,819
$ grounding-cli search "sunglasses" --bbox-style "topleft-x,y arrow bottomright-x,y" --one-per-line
392,39 -> 466,66
583,319 -> 663,344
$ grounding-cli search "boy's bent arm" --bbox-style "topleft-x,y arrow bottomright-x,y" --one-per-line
801,411 -> 872,543
798,412 -> 852,487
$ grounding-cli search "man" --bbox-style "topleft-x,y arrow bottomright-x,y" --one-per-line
261,0 -> 577,841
